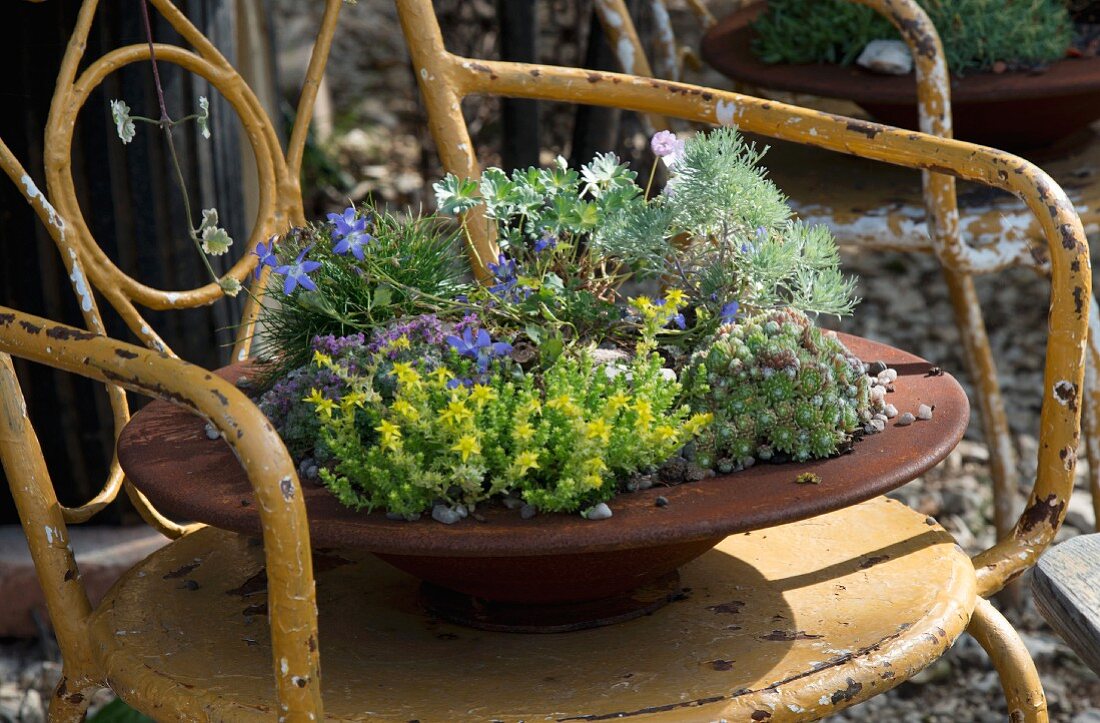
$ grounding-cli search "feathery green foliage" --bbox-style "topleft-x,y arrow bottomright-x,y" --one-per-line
752,0 -> 1073,75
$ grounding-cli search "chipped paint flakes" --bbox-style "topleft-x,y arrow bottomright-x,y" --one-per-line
67,250 -> 94,313
280,657 -> 289,676
21,174 -> 66,233
715,100 -> 738,127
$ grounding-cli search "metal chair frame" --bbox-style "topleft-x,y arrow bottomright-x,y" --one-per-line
0,0 -> 1089,719
599,0 -> 1100,536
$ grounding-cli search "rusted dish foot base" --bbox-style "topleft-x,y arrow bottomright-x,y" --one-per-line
420,570 -> 686,633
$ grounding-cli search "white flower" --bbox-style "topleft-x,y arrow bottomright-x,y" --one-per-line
201,225 -> 233,256
110,99 -> 136,144
197,96 -> 211,140
218,276 -> 242,297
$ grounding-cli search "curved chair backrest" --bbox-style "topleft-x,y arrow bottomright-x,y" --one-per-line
0,0 -> 1089,719
395,0 -> 1088,599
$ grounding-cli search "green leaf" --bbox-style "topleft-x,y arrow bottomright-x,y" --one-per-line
432,174 -> 480,215
372,284 -> 393,308
524,323 -> 542,344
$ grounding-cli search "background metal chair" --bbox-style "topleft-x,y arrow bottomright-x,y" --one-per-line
598,0 -> 1100,540
0,0 -> 1090,719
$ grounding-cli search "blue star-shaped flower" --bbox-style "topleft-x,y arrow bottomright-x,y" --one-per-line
327,206 -> 372,260
275,244 -> 322,295
446,327 -> 513,372
252,235 -> 279,280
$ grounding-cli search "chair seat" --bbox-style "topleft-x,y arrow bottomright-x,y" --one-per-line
89,496 -> 976,722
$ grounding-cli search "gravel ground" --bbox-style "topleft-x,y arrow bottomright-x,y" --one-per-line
3,2 -> 1098,721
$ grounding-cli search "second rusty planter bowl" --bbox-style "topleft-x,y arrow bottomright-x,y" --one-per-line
701,4 -> 1100,151
118,334 -> 968,631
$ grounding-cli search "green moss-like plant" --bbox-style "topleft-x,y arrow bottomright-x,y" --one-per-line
751,0 -> 1073,75
683,308 -> 872,470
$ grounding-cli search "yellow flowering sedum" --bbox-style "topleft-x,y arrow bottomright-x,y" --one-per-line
306,346 -> 711,516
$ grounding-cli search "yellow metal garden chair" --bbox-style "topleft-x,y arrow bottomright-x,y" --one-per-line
594,0 -> 1100,542
0,0 -> 1090,719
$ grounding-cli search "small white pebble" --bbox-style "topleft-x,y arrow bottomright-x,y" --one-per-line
870,385 -> 886,402
584,502 -> 613,520
204,423 -> 219,440
873,413 -> 888,422
881,368 -> 898,383
884,403 -> 898,419
917,403 -> 933,420
896,412 -> 916,427
866,418 -> 886,433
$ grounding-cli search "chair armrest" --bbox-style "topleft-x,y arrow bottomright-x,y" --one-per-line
0,308 -> 323,718
1031,534 -> 1100,674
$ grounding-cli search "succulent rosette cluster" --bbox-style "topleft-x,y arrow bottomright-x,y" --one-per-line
254,128 -> 872,519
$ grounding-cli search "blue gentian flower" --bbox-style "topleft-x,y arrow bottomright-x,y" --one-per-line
327,206 -> 371,260
446,328 -> 513,372
275,244 -> 322,295
671,312 -> 686,330
252,235 -> 279,280
533,232 -> 557,253
486,253 -> 529,302
720,300 -> 740,324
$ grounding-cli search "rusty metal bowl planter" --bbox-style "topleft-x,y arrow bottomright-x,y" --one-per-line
701,3 -> 1100,150
119,333 -> 969,632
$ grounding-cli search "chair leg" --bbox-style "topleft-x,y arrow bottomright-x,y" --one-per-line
967,597 -> 1048,723
1084,298 -> 1100,533
941,268 -> 1018,540
47,677 -> 96,723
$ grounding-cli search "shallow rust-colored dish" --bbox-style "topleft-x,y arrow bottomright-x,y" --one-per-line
701,4 -> 1100,150
119,334 -> 967,627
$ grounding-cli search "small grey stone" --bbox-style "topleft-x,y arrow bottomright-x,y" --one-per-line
501,494 -> 523,510
584,502 -> 613,520
917,404 -> 933,420
431,505 -> 462,525
873,413 -> 888,422
454,504 -> 468,519
204,423 -> 220,440
235,376 -> 253,389
385,511 -> 406,521
655,496 -> 669,507
896,412 -> 916,426
868,418 -> 886,433
298,458 -> 315,476
520,504 -> 538,520
305,465 -> 319,480
635,474 -> 655,491
884,403 -> 898,419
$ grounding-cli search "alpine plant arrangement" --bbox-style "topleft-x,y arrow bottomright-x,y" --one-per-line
254,128 -> 885,522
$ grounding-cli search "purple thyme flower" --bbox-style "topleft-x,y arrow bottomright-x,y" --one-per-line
275,244 -> 322,295
253,235 -> 279,279
327,206 -> 372,260
446,327 -> 513,372
720,300 -> 740,324
650,130 -> 685,160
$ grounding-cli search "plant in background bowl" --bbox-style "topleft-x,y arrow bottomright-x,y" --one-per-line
701,0 -> 1100,149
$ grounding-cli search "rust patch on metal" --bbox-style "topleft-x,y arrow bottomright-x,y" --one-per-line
558,695 -> 726,721
586,72 -> 601,83
115,348 -> 139,359
1018,493 -> 1066,534
45,326 -> 96,341
1060,445 -> 1078,471
280,476 -> 296,501
529,69 -> 540,77
760,629 -> 823,641
19,321 -> 41,334
210,388 -> 229,406
226,569 -> 267,598
1054,381 -> 1079,412
162,561 -> 200,579
709,659 -> 734,671
751,711 -> 772,721
831,677 -> 863,704
845,120 -> 880,139
707,600 -> 744,615
1074,286 -> 1086,315
0,313 -> 14,327
64,568 -> 75,582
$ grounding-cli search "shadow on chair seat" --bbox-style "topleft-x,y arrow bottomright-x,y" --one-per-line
89,497 -> 975,721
